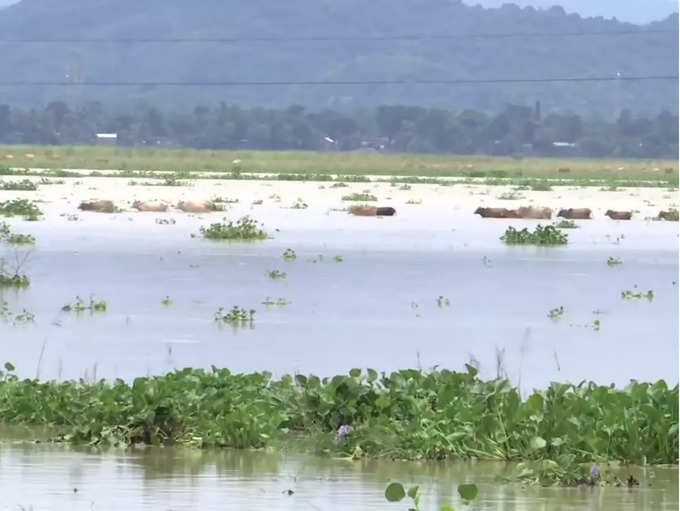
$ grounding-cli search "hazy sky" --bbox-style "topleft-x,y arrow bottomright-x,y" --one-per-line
0,0 -> 677,24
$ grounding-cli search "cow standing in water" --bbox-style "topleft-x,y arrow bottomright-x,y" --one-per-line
474,207 -> 519,218
557,208 -> 592,219
605,210 -> 633,220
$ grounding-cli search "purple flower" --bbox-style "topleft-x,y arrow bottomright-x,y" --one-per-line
590,463 -> 600,479
335,424 -> 351,442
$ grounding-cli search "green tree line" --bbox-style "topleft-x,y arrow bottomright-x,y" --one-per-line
0,101 -> 676,158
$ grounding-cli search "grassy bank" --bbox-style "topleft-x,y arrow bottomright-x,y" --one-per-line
0,145 -> 677,187
0,364 -> 675,484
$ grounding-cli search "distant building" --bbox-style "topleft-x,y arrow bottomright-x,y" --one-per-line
96,133 -> 118,146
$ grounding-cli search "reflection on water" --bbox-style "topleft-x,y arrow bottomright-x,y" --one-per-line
0,442 -> 676,511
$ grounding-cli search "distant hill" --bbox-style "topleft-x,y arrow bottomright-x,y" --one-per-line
0,0 -> 676,115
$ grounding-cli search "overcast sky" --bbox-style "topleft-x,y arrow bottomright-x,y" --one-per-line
0,0 -> 677,24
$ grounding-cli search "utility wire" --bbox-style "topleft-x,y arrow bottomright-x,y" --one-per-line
0,29 -> 675,43
0,76 -> 675,87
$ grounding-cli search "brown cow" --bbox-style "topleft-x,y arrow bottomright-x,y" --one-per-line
133,200 -> 168,212
516,206 -> 552,219
78,200 -> 116,212
474,207 -> 519,218
605,210 -> 632,220
658,210 -> 679,221
557,208 -> 592,219
376,207 -> 396,216
177,200 -> 216,213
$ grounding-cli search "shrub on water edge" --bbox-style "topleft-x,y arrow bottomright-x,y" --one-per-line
200,216 -> 267,240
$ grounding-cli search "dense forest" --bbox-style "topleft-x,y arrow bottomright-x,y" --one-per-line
1,101 -> 676,158
0,0 -> 676,114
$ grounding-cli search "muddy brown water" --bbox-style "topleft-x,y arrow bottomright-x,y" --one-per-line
0,440 -> 676,510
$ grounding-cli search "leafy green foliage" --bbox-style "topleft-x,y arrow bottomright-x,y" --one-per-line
621,287 -> 654,300
548,306 -> 564,320
282,248 -> 297,261
200,217 -> 267,240
0,364 -> 673,488
385,481 -> 478,509
0,199 -> 42,220
553,219 -> 578,229
436,296 -> 450,307
0,222 -> 34,245
0,271 -> 29,288
214,306 -> 255,326
62,296 -> 107,313
607,257 -> 623,266
0,179 -> 38,191
501,225 -> 568,245
161,296 -> 173,306
261,297 -> 290,306
267,270 -> 287,279
342,193 -> 378,201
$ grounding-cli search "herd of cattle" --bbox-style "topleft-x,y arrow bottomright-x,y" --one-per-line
77,200 -> 676,221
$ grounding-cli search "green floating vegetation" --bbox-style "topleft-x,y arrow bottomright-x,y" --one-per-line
161,296 -> 173,306
0,301 -> 35,324
621,287 -> 653,300
62,296 -> 107,313
548,306 -> 564,320
385,481 -> 478,510
267,270 -> 287,279
553,219 -> 578,229
282,248 -> 297,261
291,198 -> 308,209
262,297 -> 290,306
330,182 -> 348,188
0,364 -> 673,488
497,191 -> 524,200
333,255 -> 343,263
0,271 -> 29,288
214,306 -> 255,326
342,192 -> 378,201
501,225 -> 568,246
200,216 -> 267,240
0,179 -> 38,191
436,296 -> 450,307
607,257 -> 623,266
405,199 -> 423,205
0,199 -> 42,221
0,222 -> 35,245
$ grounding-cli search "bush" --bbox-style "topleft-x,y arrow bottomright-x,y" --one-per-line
200,217 -> 267,240
501,225 -> 568,245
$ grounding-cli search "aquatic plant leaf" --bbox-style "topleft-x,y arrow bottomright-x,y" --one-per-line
457,483 -> 478,501
385,482 -> 406,502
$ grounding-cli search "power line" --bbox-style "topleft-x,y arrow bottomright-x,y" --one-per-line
0,29 -> 675,43
0,76 -> 675,87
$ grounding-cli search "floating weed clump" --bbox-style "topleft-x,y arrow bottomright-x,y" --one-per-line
267,270 -> 287,279
334,255 -> 343,263
282,248 -> 297,261
0,179 -> 38,191
214,306 -> 255,326
212,196 -> 240,204
62,296 -> 107,313
291,198 -> 308,209
342,192 -> 377,201
200,216 -> 267,240
501,225 -> 568,246
252,199 -> 263,205
497,191 -> 524,200
398,184 -> 412,190
0,222 -> 35,245
262,297 -> 290,306
155,218 -> 176,225
405,199 -> 422,205
553,219 -> 578,229
330,182 -> 348,188
593,319 -> 601,331
436,296 -> 450,307
548,306 -> 565,320
161,296 -> 173,306
621,286 -> 653,301
0,199 -> 42,220
0,270 -> 29,288
607,257 -> 623,266
0,301 -> 35,324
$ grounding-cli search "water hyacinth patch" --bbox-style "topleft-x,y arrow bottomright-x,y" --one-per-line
501,225 -> 568,245
0,199 -> 42,220
282,248 -> 297,261
342,193 -> 377,201
0,179 -> 38,191
62,296 -> 107,313
214,306 -> 255,326
200,216 -> 267,240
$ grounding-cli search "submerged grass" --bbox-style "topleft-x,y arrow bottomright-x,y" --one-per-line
0,179 -> 38,191
0,199 -> 42,220
0,364 -> 674,487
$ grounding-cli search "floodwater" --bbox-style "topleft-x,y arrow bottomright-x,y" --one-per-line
0,211 -> 677,391
0,439 -> 677,511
